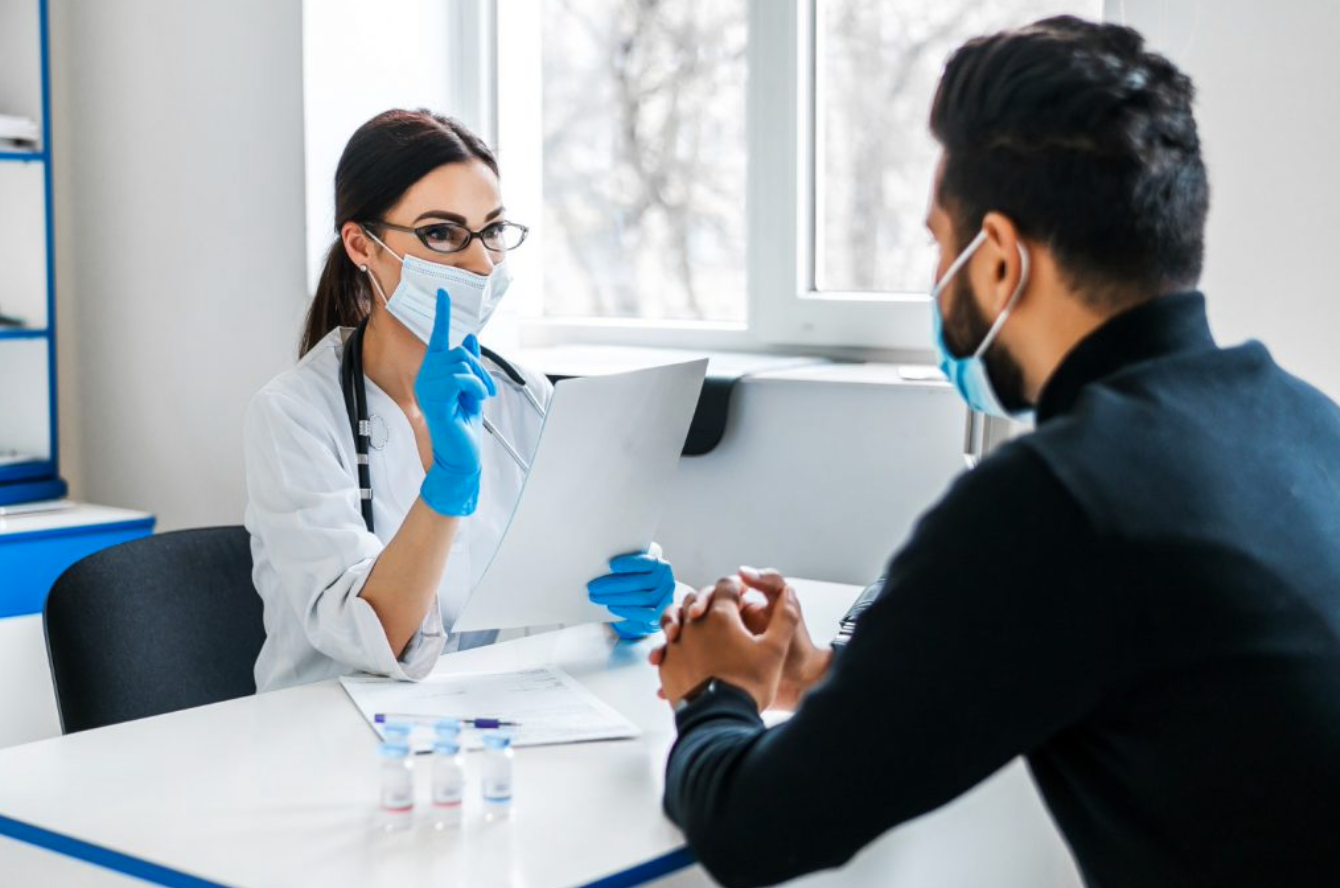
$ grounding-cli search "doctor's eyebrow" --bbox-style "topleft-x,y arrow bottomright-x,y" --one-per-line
412,206 -> 506,225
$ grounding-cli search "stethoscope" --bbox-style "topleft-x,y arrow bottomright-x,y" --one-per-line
339,317 -> 546,533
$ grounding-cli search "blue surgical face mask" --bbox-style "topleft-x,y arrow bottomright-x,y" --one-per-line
930,229 -> 1031,420
362,228 -> 512,348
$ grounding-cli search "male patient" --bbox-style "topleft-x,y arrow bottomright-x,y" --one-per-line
654,16 -> 1340,888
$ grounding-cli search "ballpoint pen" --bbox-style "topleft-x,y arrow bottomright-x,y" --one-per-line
373,713 -> 521,729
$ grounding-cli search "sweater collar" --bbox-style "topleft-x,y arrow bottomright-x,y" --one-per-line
1036,291 -> 1215,423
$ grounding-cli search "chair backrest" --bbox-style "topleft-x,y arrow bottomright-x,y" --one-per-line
44,526 -> 265,733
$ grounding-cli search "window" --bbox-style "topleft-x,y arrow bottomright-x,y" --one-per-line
540,0 -> 749,323
816,0 -> 1103,295
495,0 -> 1104,351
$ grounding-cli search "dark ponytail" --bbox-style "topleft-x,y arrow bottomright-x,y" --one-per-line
299,109 -> 500,357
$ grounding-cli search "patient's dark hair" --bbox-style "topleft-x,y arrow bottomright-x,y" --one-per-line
300,109 -> 498,357
930,16 -> 1209,308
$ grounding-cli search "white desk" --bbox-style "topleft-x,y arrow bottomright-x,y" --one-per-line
0,580 -> 861,888
0,579 -> 1083,888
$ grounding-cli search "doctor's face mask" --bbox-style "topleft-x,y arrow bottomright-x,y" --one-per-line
361,228 -> 512,349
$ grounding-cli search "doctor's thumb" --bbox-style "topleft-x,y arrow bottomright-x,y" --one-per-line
463,333 -> 481,358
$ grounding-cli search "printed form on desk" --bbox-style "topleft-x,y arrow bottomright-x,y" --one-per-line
340,666 -> 640,752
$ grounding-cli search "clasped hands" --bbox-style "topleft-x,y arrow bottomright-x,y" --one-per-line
650,567 -> 832,712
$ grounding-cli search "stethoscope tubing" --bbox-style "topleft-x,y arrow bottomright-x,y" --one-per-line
339,319 -> 544,533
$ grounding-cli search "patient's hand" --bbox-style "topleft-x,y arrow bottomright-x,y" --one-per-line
653,577 -> 799,710
651,568 -> 830,711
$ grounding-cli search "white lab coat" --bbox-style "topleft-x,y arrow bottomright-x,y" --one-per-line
243,327 -> 553,693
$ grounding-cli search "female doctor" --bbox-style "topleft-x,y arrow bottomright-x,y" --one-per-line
244,109 -> 677,693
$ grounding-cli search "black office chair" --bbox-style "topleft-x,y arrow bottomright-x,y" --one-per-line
44,526 -> 266,734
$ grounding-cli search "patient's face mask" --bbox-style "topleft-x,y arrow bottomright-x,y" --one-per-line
929,229 -> 1031,420
362,228 -> 512,348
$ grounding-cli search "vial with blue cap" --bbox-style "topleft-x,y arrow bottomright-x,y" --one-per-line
376,722 -> 414,832
431,719 -> 465,829
481,731 -> 514,821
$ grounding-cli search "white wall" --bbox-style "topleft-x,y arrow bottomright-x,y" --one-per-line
51,0 -> 309,530
302,0 -> 458,294
1109,0 -> 1340,401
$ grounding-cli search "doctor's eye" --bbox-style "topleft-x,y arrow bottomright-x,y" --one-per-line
480,221 -> 529,252
420,223 -> 471,252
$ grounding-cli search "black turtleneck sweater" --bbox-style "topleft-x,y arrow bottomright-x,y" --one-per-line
663,293 -> 1340,888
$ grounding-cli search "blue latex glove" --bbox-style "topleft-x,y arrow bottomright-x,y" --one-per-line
415,289 -> 497,516
587,548 -> 677,640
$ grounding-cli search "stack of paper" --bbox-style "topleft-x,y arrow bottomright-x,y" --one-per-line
0,451 -> 38,467
0,114 -> 40,149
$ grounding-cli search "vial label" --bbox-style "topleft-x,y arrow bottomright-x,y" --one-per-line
482,775 -> 512,802
433,785 -> 464,807
381,782 -> 413,812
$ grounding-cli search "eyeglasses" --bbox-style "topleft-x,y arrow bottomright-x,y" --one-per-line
366,219 -> 529,254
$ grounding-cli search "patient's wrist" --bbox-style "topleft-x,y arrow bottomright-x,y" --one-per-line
776,647 -> 832,710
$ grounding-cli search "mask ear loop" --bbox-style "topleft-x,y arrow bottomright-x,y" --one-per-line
361,226 -> 405,264
931,229 -> 988,299
361,263 -> 390,307
973,240 -> 1031,359
358,224 -> 403,308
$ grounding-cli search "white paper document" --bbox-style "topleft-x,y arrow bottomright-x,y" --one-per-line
339,666 -> 639,752
451,358 -> 708,632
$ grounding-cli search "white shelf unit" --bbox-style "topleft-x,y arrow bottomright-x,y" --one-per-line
0,0 -> 43,152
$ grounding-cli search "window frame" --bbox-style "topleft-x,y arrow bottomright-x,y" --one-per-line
447,0 -> 498,146
748,0 -> 935,352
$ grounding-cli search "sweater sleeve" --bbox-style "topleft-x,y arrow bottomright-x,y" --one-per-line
662,443 -> 1124,888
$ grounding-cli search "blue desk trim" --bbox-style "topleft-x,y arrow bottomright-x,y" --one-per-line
0,516 -> 155,544
577,847 -> 696,888
0,813 -> 235,888
0,807 -> 693,888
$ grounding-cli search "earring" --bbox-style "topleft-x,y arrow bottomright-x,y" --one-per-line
359,265 -> 368,273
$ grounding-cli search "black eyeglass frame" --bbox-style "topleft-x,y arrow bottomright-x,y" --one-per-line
364,218 -> 529,255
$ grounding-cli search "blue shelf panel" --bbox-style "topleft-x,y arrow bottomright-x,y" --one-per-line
0,328 -> 50,340
0,151 -> 45,163
0,475 -> 65,508
0,461 -> 55,486
0,514 -> 154,617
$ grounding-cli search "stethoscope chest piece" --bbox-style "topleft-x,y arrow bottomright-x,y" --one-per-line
365,413 -> 389,450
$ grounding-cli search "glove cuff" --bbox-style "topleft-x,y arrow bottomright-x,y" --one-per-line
612,620 -> 657,640
420,465 -> 482,517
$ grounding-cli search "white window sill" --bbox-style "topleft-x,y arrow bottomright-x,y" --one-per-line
514,343 -> 948,391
